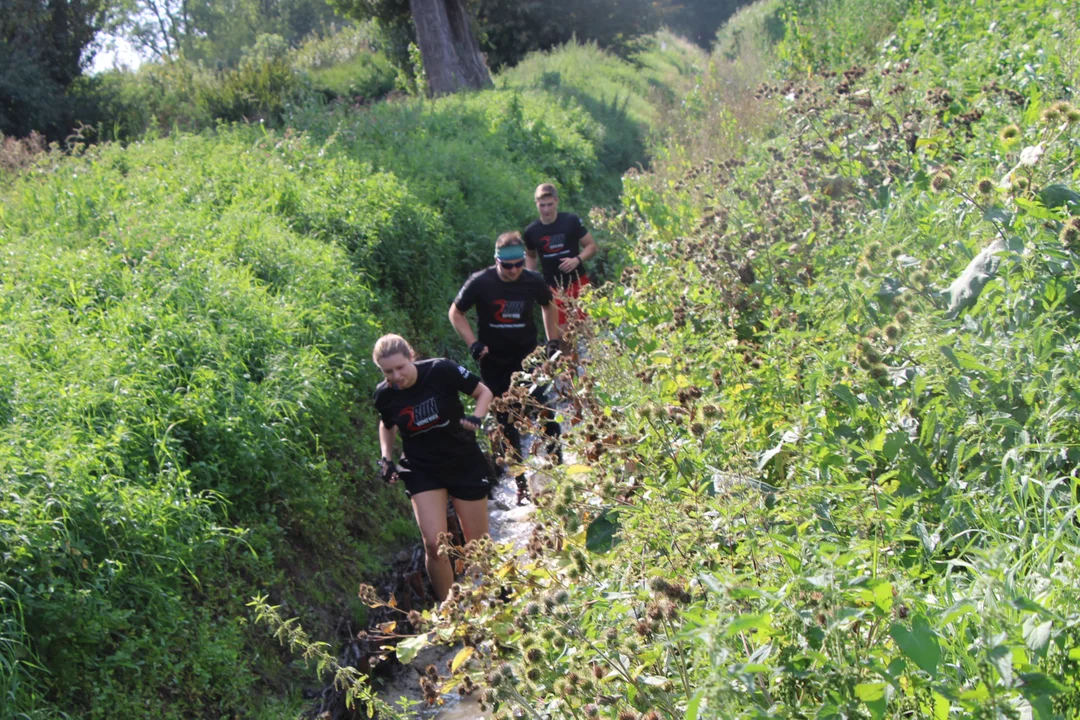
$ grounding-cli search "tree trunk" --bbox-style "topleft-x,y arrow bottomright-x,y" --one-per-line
409,0 -> 492,95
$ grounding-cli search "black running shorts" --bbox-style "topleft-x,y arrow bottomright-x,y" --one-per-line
397,455 -> 493,501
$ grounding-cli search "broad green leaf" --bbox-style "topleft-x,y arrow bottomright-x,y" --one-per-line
856,682 -> 890,719
855,682 -> 886,701
1038,184 -> 1080,212
872,582 -> 893,613
725,613 -> 771,637
1022,617 -> 1052,657
1018,672 -> 1066,697
932,692 -> 949,720
989,644 -> 1013,687
832,384 -> 860,415
395,633 -> 429,665
890,615 -> 939,677
585,510 -> 621,554
982,205 -> 1014,225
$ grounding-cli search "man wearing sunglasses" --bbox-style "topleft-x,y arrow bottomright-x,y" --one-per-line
449,231 -> 562,504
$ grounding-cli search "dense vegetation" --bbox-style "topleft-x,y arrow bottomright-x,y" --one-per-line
2,0 -> 747,143
0,35 -> 700,719
362,0 -> 1080,718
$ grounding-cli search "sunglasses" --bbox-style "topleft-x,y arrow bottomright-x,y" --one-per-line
497,259 -> 525,269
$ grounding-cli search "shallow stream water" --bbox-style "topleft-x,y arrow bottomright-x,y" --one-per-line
374,465 -> 551,719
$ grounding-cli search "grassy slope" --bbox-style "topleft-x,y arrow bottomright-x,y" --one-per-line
0,37 -> 702,719
409,1 -> 1080,718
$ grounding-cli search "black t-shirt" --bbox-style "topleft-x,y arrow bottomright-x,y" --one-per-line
523,212 -> 588,288
374,359 -> 484,471
454,267 -> 553,358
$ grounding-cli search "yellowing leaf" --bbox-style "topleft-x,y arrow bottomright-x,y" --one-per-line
566,464 -> 592,476
451,646 -> 474,673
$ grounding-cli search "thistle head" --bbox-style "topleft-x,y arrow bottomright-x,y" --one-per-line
1061,224 -> 1080,249
999,124 -> 1021,142
930,172 -> 951,193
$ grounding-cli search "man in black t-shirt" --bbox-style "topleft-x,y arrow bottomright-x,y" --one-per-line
449,231 -> 562,504
523,182 -> 598,327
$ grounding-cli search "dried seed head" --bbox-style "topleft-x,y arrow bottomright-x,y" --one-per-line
1061,224 -> 1080,249
930,172 -> 951,192
1041,106 -> 1062,124
999,124 -> 1021,142
884,323 -> 902,341
976,177 -> 995,195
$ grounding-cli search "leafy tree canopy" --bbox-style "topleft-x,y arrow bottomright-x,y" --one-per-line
1,0 -> 119,136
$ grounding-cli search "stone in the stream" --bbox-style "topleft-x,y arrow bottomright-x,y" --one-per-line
505,505 -> 536,522
528,469 -> 555,498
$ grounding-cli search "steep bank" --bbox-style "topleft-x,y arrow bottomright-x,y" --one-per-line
0,34 -> 704,719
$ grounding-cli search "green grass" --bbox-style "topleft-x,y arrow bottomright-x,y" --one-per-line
0,36 -> 699,718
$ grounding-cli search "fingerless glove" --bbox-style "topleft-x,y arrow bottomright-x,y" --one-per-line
378,457 -> 395,483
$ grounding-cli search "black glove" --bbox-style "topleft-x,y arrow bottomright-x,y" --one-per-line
545,338 -> 562,359
378,457 -> 395,483
470,341 -> 486,361
462,415 -> 484,429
